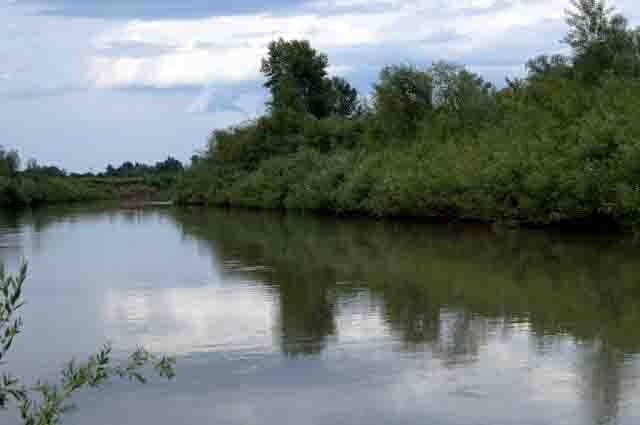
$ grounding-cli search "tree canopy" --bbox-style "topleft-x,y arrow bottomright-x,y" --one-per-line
260,38 -> 358,119
564,0 -> 640,82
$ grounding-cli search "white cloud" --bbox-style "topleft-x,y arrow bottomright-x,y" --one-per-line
87,0 -> 572,89
88,12 -> 376,88
104,282 -> 277,355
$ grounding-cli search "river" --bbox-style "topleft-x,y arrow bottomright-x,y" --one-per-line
2,204 -> 640,425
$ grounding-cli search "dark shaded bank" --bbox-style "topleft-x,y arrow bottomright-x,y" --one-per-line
175,2 -> 640,231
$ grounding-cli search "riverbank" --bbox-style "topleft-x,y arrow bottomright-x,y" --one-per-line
174,146 -> 638,231
0,175 -> 175,207
175,74 -> 640,230
173,5 -> 640,230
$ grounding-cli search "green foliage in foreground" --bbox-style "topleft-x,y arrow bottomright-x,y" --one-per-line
0,264 -> 175,425
177,0 -> 640,228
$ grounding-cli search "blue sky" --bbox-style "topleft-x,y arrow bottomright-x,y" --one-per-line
1,0 -> 639,172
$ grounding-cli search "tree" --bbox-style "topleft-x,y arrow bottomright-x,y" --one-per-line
190,155 -> 201,168
330,77 -> 359,118
564,0 -> 640,82
0,147 -> 20,177
260,39 -> 333,118
155,157 -> 184,173
6,151 -> 20,176
373,65 -> 433,138
0,264 -> 175,425
23,160 -> 67,178
120,162 -> 134,176
525,54 -> 573,81
430,61 -> 497,130
26,159 -> 38,172
565,0 -> 615,56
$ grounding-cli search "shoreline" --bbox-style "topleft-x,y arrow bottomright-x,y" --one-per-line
174,201 -> 631,234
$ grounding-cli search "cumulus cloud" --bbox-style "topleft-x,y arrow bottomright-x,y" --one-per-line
87,11 -> 377,89
86,0 -> 571,90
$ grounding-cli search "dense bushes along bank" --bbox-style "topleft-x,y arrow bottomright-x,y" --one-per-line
176,1 -> 640,228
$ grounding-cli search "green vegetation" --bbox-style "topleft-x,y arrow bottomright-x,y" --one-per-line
0,154 -> 185,207
0,264 -> 175,424
177,0 -> 640,228
0,176 -> 110,207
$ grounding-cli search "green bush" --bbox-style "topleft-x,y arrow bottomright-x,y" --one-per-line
0,177 -> 110,207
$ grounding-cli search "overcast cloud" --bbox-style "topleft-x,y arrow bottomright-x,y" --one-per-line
1,0 -> 639,171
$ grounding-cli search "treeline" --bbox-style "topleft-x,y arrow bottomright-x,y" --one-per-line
19,156 -> 184,179
0,151 -> 184,207
0,148 -> 105,206
102,157 -> 183,178
177,0 -> 640,228
99,157 -> 185,194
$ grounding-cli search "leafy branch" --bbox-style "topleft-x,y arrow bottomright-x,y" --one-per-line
0,263 -> 175,425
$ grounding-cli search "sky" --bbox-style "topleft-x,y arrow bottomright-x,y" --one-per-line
1,0 -> 639,172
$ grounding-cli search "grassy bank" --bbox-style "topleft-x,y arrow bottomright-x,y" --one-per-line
0,175 -> 178,207
0,176 -> 110,206
175,2 -> 640,229
0,155 -> 183,207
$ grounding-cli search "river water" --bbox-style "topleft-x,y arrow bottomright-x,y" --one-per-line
2,204 -> 640,425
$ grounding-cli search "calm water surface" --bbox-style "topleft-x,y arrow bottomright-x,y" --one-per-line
2,205 -> 640,425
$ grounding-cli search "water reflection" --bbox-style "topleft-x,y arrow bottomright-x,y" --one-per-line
170,208 -> 640,349
168,207 -> 640,424
2,205 -> 640,425
103,283 -> 277,356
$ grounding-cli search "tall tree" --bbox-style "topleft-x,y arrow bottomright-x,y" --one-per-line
564,0 -> 640,82
430,61 -> 496,129
260,39 -> 333,118
373,65 -> 433,138
0,147 -> 20,176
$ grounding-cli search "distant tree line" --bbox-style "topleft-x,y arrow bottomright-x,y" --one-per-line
177,0 -> 640,228
102,157 -> 184,178
12,156 -> 185,179
0,150 -> 185,206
